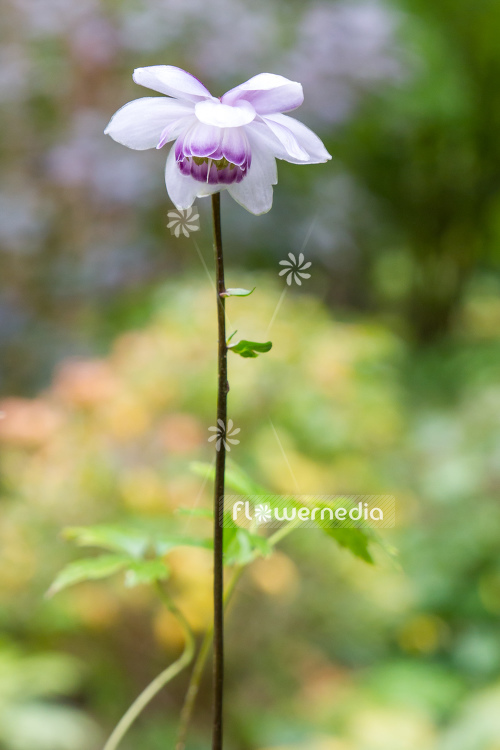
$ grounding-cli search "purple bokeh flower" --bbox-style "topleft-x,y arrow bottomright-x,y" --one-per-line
104,66 -> 331,215
288,1 -> 403,124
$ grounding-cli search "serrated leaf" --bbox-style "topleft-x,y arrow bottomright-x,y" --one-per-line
227,339 -> 272,358
47,554 -> 131,597
124,559 -> 170,587
222,287 -> 255,297
321,528 -> 374,564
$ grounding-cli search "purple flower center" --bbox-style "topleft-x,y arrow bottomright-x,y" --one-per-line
173,124 -> 252,185
178,155 -> 250,185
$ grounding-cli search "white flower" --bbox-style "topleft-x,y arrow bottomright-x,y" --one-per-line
254,503 -> 272,524
279,252 -> 312,285
105,66 -> 331,215
208,418 -> 240,452
167,206 -> 200,237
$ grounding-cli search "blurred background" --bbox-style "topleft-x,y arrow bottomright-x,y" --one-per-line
1,0 -> 500,748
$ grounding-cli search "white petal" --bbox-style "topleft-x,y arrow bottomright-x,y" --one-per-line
133,65 -> 214,102
157,114 -> 195,149
195,99 -> 255,128
258,117 -> 310,161
104,97 -> 194,150
247,118 -> 330,165
227,133 -> 277,215
165,146 -> 221,209
183,121 -> 222,157
222,73 -> 303,114
264,114 -> 332,163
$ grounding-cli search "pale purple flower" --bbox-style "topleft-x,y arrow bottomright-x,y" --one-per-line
104,65 -> 331,215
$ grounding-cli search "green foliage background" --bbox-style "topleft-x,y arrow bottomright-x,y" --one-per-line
1,0 -> 500,749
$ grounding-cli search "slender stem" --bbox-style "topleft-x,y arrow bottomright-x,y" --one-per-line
211,191 -> 227,750
268,516 -> 302,546
177,622 -> 214,750
102,584 -> 194,750
176,567 -> 242,750
175,512 -> 301,750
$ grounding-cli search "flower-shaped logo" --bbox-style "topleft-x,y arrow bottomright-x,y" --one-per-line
208,419 -> 241,452
167,206 -> 200,237
254,503 -> 272,525
279,252 -> 312,286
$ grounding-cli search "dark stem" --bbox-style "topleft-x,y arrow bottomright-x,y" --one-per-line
176,567 -> 244,750
211,191 -> 227,750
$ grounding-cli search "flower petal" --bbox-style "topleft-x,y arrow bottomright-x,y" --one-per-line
165,145 -> 221,209
227,134 -> 277,215
221,127 -> 250,166
105,97 -> 195,150
180,121 -> 222,158
247,118 -> 330,165
263,114 -> 332,163
222,73 -> 303,114
133,65 -> 213,102
195,99 -> 256,128
257,116 -> 310,161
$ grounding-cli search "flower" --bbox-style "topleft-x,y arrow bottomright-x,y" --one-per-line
104,66 -> 331,215
279,252 -> 312,285
208,418 -> 240,451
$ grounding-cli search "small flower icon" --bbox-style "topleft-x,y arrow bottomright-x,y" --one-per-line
279,252 -> 312,286
167,206 -> 200,237
208,419 -> 240,452
254,503 -> 272,524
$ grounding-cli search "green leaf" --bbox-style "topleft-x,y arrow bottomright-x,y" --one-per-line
64,523 -> 211,558
228,339 -> 272,358
226,330 -> 237,345
222,287 -> 256,297
321,528 -> 374,564
175,508 -> 213,519
47,554 -> 131,597
224,529 -> 273,566
64,525 -> 149,558
124,559 -> 170,587
152,534 -> 212,555
190,460 -> 269,496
